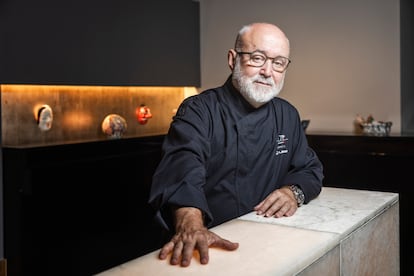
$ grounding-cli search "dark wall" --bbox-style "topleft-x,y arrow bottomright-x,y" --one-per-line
0,0 -> 200,86
401,0 -> 414,134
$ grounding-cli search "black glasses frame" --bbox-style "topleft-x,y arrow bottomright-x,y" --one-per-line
235,50 -> 291,73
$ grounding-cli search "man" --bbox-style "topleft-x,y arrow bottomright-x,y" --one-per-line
149,22 -> 324,267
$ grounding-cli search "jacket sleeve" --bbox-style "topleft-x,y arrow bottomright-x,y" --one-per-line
283,114 -> 324,204
148,96 -> 213,231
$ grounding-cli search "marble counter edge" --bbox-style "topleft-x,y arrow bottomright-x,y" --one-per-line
96,220 -> 341,276
238,187 -> 399,239
95,187 -> 399,276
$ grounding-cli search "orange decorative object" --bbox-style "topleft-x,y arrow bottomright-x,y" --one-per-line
136,105 -> 153,125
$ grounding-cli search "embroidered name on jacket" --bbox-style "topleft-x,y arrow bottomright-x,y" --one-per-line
276,134 -> 289,155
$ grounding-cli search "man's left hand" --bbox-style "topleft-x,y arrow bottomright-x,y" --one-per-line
253,186 -> 298,218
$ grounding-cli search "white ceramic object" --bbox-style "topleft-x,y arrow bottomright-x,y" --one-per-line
36,104 -> 53,131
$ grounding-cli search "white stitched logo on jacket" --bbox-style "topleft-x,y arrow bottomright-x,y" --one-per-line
276,134 -> 288,155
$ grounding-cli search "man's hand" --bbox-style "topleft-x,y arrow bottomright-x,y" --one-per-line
159,207 -> 239,267
254,186 -> 298,218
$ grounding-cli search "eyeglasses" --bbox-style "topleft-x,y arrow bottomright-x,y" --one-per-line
235,50 -> 291,73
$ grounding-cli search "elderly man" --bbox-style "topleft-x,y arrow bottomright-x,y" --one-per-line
149,22 -> 324,267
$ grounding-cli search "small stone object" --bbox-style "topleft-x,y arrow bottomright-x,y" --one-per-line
36,104 -> 53,131
354,114 -> 392,136
101,114 -> 127,139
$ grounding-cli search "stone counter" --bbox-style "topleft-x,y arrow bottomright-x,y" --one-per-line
96,187 -> 399,276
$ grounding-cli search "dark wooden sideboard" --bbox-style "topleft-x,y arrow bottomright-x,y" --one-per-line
3,136 -> 166,276
306,132 -> 414,276
306,132 -> 414,191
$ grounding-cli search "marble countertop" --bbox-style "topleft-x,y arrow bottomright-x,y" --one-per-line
239,187 -> 398,236
96,187 -> 399,276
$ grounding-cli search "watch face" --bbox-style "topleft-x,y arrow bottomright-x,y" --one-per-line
290,185 -> 304,206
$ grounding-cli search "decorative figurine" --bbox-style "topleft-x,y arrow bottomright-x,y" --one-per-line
135,105 -> 153,125
354,114 -> 392,136
36,104 -> 53,131
101,114 -> 127,139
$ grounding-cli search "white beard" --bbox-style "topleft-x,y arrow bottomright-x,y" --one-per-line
232,60 -> 284,108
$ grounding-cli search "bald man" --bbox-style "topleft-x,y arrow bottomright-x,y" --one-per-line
149,22 -> 324,267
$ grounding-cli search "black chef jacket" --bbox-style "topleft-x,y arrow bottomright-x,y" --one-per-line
149,76 -> 323,231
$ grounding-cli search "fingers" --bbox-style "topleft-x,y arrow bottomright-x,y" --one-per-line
158,241 -> 174,260
254,188 -> 297,218
273,202 -> 296,218
159,230 -> 238,267
161,239 -> 197,266
181,239 -> 197,266
197,242 -> 210,265
212,238 -> 239,251
268,197 -> 297,217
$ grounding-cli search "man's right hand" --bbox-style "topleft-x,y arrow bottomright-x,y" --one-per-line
158,206 -> 239,267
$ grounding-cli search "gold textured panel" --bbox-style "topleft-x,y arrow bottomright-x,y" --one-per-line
0,259 -> 6,276
1,85 -> 189,146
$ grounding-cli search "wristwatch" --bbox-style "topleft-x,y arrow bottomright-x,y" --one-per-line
289,185 -> 305,207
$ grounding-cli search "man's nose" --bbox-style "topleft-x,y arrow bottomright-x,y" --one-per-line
259,60 -> 273,77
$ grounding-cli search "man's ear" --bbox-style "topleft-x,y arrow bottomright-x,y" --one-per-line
228,49 -> 236,70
